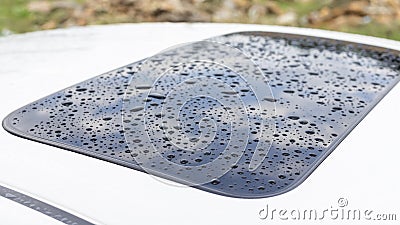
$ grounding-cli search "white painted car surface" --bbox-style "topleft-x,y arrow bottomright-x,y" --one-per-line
0,23 -> 399,225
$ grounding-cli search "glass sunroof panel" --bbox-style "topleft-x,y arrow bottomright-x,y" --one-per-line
3,32 -> 400,198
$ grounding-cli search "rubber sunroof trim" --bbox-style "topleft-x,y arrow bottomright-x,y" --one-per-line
3,31 -> 400,198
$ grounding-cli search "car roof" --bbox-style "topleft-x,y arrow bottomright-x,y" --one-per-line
0,23 -> 399,225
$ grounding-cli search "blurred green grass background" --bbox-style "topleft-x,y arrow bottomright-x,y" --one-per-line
1,0 -> 400,40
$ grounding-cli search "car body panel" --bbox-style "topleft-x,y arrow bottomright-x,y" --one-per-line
0,23 -> 399,224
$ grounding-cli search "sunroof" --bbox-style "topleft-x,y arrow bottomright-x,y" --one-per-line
3,32 -> 400,198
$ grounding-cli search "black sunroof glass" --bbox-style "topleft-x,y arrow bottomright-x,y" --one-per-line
3,32 -> 400,198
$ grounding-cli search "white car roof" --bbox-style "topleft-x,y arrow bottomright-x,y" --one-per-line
0,23 -> 399,225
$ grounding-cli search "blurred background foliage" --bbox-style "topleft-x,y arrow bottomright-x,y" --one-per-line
0,0 -> 400,40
